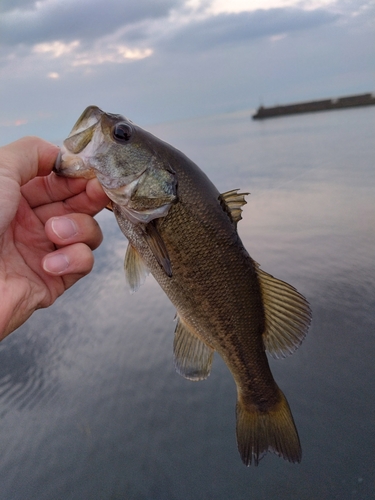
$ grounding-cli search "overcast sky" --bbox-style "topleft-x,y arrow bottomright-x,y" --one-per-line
0,0 -> 374,144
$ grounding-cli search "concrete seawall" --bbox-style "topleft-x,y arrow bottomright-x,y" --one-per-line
252,93 -> 375,120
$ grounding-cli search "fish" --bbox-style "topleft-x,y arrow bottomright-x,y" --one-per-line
54,105 -> 312,466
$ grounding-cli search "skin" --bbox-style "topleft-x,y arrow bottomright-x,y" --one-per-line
0,136 -> 109,340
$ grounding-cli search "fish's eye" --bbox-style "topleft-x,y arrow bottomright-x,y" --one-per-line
113,123 -> 133,143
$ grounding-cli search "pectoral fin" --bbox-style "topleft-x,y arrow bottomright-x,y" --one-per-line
256,264 -> 312,358
173,316 -> 214,381
124,244 -> 149,293
219,189 -> 249,226
144,221 -> 172,277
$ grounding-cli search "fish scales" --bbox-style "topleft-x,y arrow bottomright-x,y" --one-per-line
122,169 -> 275,398
54,106 -> 312,466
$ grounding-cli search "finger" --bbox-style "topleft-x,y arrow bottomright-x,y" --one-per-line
0,137 -> 59,186
42,243 -> 94,288
45,213 -> 103,251
33,177 -> 110,224
22,173 -> 89,208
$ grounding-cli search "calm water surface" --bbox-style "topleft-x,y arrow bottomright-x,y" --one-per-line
0,107 -> 374,499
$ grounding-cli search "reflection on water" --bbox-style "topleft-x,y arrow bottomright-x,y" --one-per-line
0,339 -> 48,413
0,107 -> 374,499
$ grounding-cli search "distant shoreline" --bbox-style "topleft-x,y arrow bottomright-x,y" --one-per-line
252,93 -> 375,120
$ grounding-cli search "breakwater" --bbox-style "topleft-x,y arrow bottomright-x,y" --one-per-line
252,92 -> 375,120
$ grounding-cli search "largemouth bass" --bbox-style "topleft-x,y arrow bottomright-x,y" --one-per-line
54,106 -> 312,466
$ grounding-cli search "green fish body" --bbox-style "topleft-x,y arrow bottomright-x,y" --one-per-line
54,106 -> 311,466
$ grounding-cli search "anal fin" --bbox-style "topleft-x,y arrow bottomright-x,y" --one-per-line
173,316 -> 214,381
255,263 -> 312,358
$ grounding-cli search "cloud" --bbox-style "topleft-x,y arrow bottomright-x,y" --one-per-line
0,1 -> 345,53
70,45 -> 154,66
0,0 -> 36,14
0,0 -> 182,46
19,5 -> 339,69
160,7 -> 341,51
33,40 -> 80,58
207,0 -> 337,15
26,38 -> 154,69
0,0 -> 373,145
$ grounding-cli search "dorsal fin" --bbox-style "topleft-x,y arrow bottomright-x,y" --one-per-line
219,189 -> 249,225
124,244 -> 149,293
173,316 -> 215,381
255,263 -> 312,358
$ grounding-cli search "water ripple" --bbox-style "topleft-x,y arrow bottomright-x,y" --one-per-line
0,333 -> 59,415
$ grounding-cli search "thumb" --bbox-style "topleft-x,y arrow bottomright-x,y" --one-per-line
0,136 -> 59,186
0,137 -> 59,236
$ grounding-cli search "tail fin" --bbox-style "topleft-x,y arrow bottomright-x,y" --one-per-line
236,389 -> 301,466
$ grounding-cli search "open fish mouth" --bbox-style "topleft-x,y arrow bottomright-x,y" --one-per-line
53,147 -> 96,179
53,106 -> 106,179
64,105 -> 104,154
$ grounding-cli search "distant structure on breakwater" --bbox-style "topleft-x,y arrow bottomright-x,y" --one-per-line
252,92 -> 375,120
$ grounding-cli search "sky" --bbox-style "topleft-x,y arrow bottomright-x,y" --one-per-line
0,0 -> 374,144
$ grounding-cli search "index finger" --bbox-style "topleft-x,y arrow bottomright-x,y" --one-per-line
22,172 -> 89,208
0,136 -> 59,186
33,176 -> 110,224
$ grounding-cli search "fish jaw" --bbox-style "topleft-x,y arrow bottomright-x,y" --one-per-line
66,105 -> 104,146
53,106 -> 108,179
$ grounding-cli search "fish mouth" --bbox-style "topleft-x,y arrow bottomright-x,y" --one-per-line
53,137 -> 148,190
53,106 -> 106,179
64,106 -> 104,153
53,146 -> 97,179
63,106 -> 104,155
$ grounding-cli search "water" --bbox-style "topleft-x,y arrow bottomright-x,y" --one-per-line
0,107 -> 374,499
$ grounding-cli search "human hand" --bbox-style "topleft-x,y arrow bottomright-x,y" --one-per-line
0,136 -> 109,340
